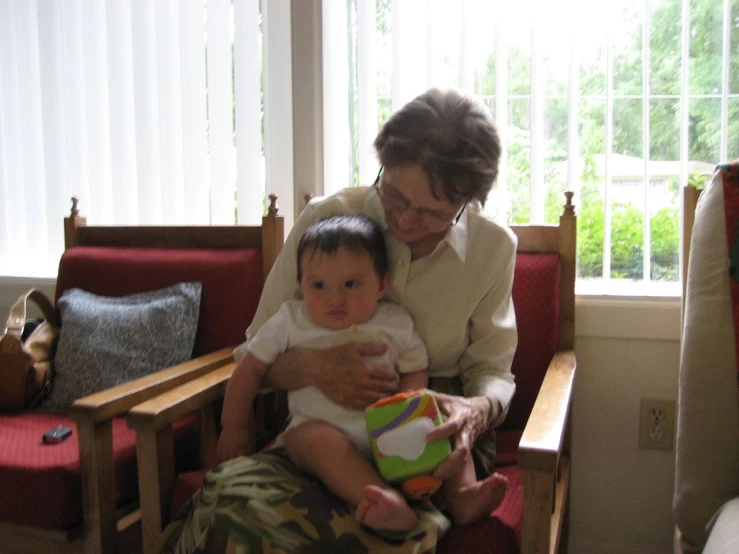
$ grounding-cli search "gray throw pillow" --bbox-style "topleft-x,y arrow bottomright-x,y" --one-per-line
37,282 -> 202,412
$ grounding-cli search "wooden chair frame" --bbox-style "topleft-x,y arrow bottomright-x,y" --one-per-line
0,197 -> 283,554
512,192 -> 577,554
127,192 -> 577,554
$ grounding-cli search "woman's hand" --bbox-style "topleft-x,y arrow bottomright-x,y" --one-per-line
310,342 -> 400,409
425,392 -> 499,480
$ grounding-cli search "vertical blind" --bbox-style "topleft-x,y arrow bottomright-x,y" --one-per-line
0,0 -> 293,278
326,0 -> 738,289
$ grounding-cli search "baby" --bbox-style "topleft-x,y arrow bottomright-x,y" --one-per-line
217,213 -> 507,531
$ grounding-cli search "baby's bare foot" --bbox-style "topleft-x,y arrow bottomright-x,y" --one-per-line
355,485 -> 418,531
449,472 -> 509,526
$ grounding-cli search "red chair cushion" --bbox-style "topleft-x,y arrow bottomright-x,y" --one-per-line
0,413 -> 198,530
501,253 -> 561,434
55,247 -> 265,356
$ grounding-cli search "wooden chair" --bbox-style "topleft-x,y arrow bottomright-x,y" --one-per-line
0,197 -> 283,554
127,192 -> 577,554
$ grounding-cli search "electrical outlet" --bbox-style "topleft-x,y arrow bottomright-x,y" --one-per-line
639,397 -> 675,450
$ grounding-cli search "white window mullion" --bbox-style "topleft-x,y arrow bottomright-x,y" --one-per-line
567,29 -> 581,208
679,0 -> 691,290
105,0 -> 138,224
37,0 -> 68,260
720,0 -> 731,161
322,0 -> 350,197
179,0 -> 210,225
604,29 -> 614,281
357,0 -> 378,185
82,0 -> 113,224
530,23 -> 545,224
206,0 -> 234,225
459,0 -> 474,93
425,0 -> 438,85
643,0 -> 651,283
263,0 -> 294,225
495,27 -> 509,223
131,0 -> 163,225
15,0 -> 48,262
233,0 -> 263,224
391,0 -> 427,111
155,0 -> 185,224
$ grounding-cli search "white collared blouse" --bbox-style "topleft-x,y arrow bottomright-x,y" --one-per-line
237,186 -> 518,426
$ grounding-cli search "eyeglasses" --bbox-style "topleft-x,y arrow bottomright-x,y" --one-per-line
373,167 -> 466,228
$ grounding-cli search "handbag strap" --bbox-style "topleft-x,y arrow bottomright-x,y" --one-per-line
4,289 -> 58,337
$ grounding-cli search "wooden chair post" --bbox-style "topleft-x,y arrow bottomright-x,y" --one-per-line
559,191 -> 577,351
64,197 -> 87,248
262,194 -> 284,278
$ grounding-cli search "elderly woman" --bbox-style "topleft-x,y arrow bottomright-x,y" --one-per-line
163,88 -> 517,553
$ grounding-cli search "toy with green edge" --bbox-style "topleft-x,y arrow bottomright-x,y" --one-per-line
365,390 -> 452,499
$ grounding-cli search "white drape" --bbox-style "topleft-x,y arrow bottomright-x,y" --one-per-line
0,0 -> 291,278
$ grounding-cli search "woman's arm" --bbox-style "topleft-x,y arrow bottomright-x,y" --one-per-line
263,343 -> 400,409
427,230 -> 518,479
398,369 -> 429,392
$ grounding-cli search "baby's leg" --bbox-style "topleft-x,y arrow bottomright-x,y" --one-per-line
442,456 -> 509,526
284,421 -> 417,532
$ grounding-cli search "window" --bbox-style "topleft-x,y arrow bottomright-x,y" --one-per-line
324,0 -> 739,294
0,0 -> 293,278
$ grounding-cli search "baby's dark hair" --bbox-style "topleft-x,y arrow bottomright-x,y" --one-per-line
297,214 -> 389,282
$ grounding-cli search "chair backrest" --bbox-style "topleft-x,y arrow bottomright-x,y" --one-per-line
56,196 -> 284,357
501,192 -> 577,433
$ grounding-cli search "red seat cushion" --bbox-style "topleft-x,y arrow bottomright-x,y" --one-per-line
55,246 -> 265,356
501,253 -> 561,434
0,412 -> 198,530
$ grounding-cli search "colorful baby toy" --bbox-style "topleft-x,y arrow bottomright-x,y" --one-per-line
365,390 -> 452,499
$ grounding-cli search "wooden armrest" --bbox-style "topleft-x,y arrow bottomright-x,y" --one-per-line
127,362 -> 235,431
68,347 -> 236,424
518,350 -> 576,472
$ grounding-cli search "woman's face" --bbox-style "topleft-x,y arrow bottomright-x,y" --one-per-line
377,164 -> 464,246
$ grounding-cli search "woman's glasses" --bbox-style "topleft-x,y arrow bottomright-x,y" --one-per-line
373,167 -> 466,228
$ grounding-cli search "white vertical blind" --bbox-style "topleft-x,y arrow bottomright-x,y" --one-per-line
322,0 -> 350,196
206,0 -> 234,224
234,0 -> 263,224
0,0 -> 289,278
132,0 -> 163,225
357,0 -> 378,185
262,0 -> 294,221
155,0 -> 186,225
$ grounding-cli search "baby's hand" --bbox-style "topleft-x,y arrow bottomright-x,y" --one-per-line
216,425 -> 254,463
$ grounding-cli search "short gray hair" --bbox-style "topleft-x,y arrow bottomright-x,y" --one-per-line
373,88 -> 501,207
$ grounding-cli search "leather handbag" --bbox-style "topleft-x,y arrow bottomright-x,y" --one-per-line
0,289 -> 59,411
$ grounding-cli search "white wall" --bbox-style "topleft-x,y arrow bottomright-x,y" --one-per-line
570,297 -> 681,554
